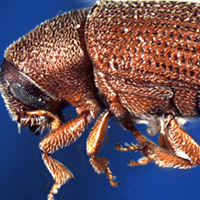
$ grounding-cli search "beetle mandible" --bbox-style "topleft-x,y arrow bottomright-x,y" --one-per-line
2,0 -> 200,199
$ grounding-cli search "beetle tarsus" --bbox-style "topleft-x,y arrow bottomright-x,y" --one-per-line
129,157 -> 152,166
89,157 -> 120,187
42,153 -> 74,200
115,142 -> 146,152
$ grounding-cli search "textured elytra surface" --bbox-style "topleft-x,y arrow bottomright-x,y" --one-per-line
86,0 -> 200,118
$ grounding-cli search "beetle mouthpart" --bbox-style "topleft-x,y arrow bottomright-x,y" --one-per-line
17,111 -> 55,134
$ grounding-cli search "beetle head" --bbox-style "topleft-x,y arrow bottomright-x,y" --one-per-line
0,8 -> 94,133
0,58 -> 67,133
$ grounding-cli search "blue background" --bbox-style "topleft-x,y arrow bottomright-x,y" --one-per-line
1,0 -> 200,200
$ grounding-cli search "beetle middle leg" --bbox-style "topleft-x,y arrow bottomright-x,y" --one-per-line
87,109 -> 120,187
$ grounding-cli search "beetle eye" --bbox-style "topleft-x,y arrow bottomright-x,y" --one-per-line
0,58 -> 52,112
0,59 -> 68,122
10,82 -> 50,110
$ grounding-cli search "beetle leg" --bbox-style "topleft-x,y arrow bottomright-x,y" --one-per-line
129,157 -> 153,166
39,114 -> 88,200
42,153 -> 74,200
115,142 -> 153,166
19,110 -> 62,131
161,115 -> 200,166
115,124 -> 155,167
115,142 -> 146,151
33,100 -> 101,200
118,121 -> 194,168
87,109 -> 120,187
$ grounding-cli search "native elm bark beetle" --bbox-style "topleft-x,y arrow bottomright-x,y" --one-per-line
2,0 -> 200,199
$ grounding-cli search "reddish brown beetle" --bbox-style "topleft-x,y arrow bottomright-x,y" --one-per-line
2,0 -> 200,199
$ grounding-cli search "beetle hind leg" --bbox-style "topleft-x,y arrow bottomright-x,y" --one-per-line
87,109 -> 120,187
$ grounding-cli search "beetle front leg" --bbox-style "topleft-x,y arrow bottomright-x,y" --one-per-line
87,109 -> 120,187
42,153 -> 74,200
39,114 -> 88,200
25,100 -> 100,200
18,110 -> 62,132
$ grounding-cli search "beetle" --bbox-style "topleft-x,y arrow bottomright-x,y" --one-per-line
2,0 -> 200,199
